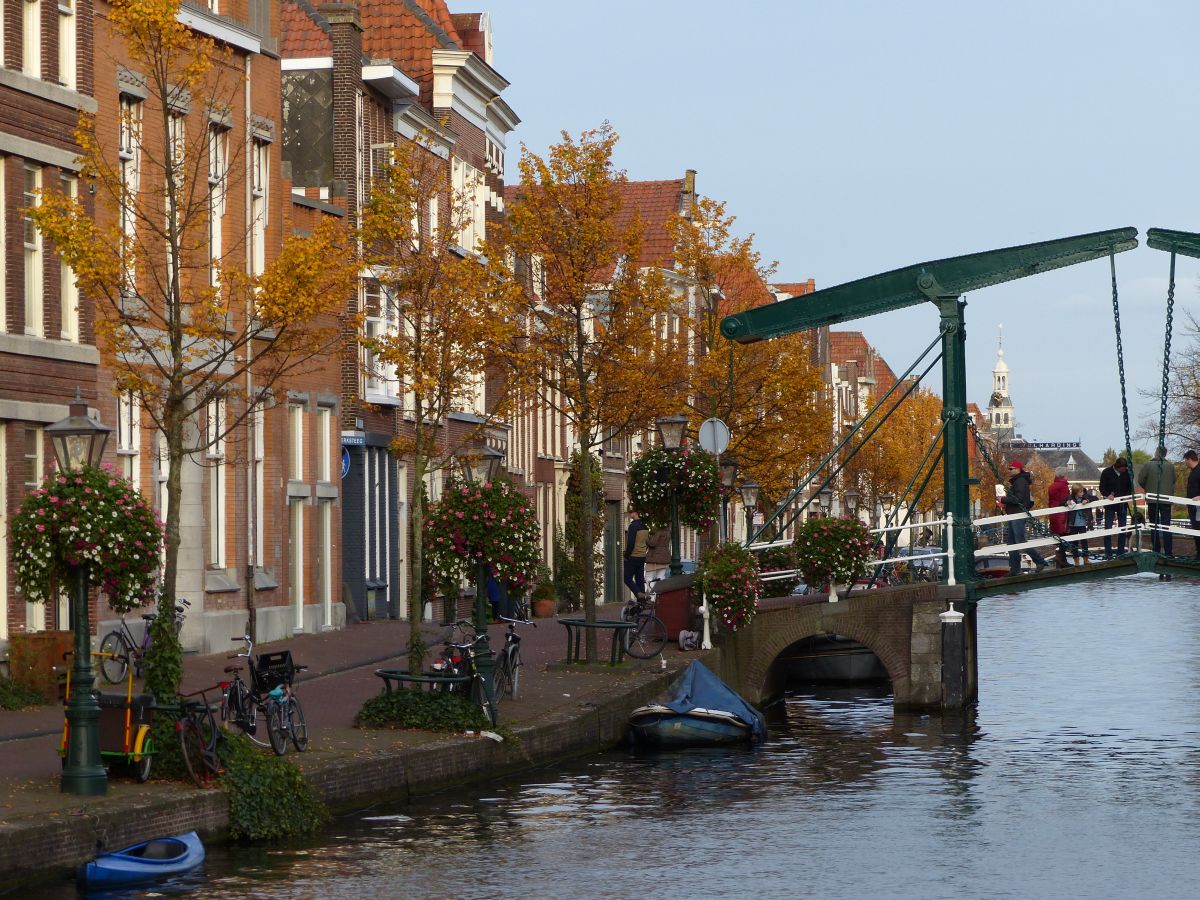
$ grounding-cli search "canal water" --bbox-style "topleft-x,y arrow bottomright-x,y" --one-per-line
32,576 -> 1200,898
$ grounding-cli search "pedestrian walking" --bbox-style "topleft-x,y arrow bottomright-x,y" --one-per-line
1137,446 -> 1176,556
1098,456 -> 1134,558
1001,460 -> 1048,576
1184,449 -> 1200,557
623,508 -> 650,602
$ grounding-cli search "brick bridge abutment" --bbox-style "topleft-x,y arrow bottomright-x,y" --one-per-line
715,584 -> 975,711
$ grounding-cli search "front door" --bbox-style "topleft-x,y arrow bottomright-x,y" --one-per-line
604,500 -> 622,604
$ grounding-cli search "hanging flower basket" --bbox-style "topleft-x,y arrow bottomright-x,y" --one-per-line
627,446 -> 720,532
10,464 -> 163,613
793,517 -> 873,589
425,477 -> 542,593
697,542 -> 761,632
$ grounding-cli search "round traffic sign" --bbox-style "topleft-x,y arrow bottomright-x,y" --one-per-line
698,418 -> 730,455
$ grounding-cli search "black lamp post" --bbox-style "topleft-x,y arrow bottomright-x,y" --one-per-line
48,390 -> 111,796
718,456 -> 738,543
457,445 -> 504,725
934,496 -> 945,544
739,478 -> 759,543
881,492 -> 896,524
655,415 -> 688,577
844,488 -> 859,520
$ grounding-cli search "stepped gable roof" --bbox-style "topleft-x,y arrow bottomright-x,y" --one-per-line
281,0 -> 333,57
360,0 -> 463,90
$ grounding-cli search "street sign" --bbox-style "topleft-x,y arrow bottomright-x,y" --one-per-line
698,418 -> 730,455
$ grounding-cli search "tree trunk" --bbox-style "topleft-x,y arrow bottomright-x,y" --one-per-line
408,458 -> 428,670
580,441 -> 598,663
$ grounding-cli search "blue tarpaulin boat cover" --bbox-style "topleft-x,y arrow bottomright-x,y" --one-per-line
662,661 -> 767,743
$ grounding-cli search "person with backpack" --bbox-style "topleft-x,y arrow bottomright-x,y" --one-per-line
1002,460 -> 1048,576
623,508 -> 650,603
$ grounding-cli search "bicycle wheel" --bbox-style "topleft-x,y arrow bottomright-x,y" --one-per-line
266,700 -> 288,756
132,734 -> 153,783
494,651 -> 513,700
623,614 -> 667,659
179,718 -> 211,787
98,632 -> 129,684
507,647 -> 521,700
287,696 -> 308,752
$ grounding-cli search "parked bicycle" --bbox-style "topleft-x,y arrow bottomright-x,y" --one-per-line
220,635 -> 307,755
431,620 -> 503,724
620,594 -> 667,659
98,598 -> 190,684
176,684 -> 222,787
494,612 -> 535,701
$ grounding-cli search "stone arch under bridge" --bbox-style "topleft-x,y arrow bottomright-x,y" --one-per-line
715,584 -> 971,710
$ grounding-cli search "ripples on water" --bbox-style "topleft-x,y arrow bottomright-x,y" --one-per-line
28,577 -> 1200,899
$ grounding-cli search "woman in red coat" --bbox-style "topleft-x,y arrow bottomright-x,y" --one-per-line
1048,467 -> 1071,565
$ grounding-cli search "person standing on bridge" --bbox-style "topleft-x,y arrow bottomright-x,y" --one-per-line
1002,461 -> 1048,576
1048,467 -> 1071,567
1184,450 -> 1200,557
1098,456 -> 1134,559
1137,447 -> 1176,558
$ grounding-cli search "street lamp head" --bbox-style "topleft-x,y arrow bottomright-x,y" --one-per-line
47,389 -> 111,473
881,492 -> 896,513
934,496 -> 944,517
655,414 -> 688,451
817,486 -> 833,514
457,445 -> 505,484
739,477 -> 759,509
845,488 -> 859,514
718,455 -> 739,489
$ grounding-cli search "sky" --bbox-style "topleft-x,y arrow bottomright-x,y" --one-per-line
459,0 -> 1200,459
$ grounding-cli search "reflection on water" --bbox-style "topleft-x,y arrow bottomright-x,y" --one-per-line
25,576 -> 1200,899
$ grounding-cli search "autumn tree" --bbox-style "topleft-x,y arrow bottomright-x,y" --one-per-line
30,0 -> 355,695
840,384 -> 946,527
668,197 -> 830,519
359,136 -> 525,660
501,123 -> 684,660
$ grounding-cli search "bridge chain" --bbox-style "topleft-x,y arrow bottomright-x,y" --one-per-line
1157,252 -> 1176,448
1109,249 -> 1141,544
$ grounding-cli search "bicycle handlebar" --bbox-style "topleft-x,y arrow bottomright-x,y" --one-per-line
498,614 -> 536,628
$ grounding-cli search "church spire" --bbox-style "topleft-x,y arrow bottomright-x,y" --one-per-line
988,323 -> 1014,443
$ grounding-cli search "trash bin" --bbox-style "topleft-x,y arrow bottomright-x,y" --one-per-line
653,573 -> 695,640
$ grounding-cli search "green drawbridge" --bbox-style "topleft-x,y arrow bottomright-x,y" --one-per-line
720,226 -> 1200,600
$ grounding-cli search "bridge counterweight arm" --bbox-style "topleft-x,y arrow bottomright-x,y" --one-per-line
720,227 -> 1138,344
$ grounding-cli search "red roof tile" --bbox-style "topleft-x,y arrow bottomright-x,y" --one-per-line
281,0 -> 332,58
359,0 -> 463,91
771,280 -> 816,296
829,330 -> 897,394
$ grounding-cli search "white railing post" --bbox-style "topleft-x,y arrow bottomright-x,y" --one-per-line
700,591 -> 712,650
945,512 -> 956,587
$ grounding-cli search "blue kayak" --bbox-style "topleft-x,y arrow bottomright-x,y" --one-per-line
76,830 -> 205,889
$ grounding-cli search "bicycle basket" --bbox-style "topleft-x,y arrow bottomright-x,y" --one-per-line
253,650 -> 296,692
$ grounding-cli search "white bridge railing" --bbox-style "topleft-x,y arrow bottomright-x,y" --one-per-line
749,493 -> 1197,600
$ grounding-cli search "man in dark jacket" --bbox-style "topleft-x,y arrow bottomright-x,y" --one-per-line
1137,446 -> 1176,556
1003,460 -> 1048,576
623,508 -> 650,602
1184,450 -> 1200,557
1098,456 -> 1134,558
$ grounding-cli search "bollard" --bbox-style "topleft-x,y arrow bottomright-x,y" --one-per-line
940,601 -> 966,708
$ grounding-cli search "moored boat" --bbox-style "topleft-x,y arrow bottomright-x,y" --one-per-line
628,661 -> 767,748
76,830 -> 205,890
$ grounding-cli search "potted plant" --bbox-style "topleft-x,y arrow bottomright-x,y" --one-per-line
697,542 -> 762,633
793,517 -> 873,593
531,579 -> 557,619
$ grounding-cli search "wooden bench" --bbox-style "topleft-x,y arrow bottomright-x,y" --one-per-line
558,618 -> 637,665
374,669 -> 471,694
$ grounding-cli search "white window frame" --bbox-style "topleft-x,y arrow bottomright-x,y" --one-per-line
116,391 -> 140,486
252,405 -> 264,566
23,164 -> 43,337
289,403 -> 304,481
289,498 -> 304,632
57,0 -> 75,89
208,124 -> 228,289
23,426 -> 44,631
23,0 -> 41,79
250,138 -> 268,278
119,96 -> 142,306
318,498 -> 333,628
0,423 -> 6,640
59,173 -> 78,340
362,279 -> 399,401
206,398 -> 226,568
0,155 -> 5,334
317,406 -> 331,482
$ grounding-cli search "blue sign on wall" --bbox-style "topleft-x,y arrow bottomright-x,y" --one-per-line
341,447 -> 351,480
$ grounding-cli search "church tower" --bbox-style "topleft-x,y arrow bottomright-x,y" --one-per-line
987,325 -> 1015,446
